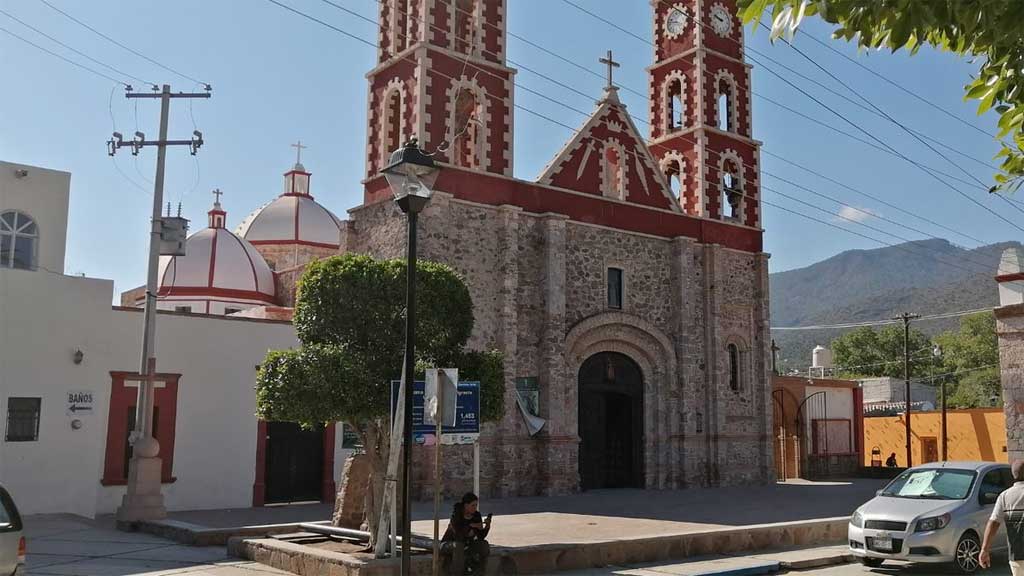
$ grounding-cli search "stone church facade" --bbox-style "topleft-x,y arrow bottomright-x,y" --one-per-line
282,0 -> 774,496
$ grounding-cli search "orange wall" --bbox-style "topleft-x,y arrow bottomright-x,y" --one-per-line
864,409 -> 1008,467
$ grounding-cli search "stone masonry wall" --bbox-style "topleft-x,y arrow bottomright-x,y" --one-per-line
344,193 -> 772,498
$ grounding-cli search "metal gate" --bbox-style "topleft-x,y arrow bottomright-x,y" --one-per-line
798,391 -> 831,479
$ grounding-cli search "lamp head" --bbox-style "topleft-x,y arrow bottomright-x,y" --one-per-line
381,138 -> 439,213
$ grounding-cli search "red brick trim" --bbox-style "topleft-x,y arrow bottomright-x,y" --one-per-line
252,420 -> 267,506
363,172 -> 763,253
322,423 -> 337,503
101,372 -> 180,486
996,272 -> 1024,283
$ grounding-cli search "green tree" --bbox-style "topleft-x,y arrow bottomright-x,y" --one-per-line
935,312 -> 1001,408
737,0 -> 1024,193
255,254 -> 504,545
831,324 -> 934,378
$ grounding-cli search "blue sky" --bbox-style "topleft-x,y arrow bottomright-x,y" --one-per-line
0,0 -> 1014,298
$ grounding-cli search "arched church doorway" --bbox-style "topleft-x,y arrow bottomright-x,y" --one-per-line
578,352 -> 644,489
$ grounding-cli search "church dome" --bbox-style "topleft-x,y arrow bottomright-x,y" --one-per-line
235,160 -> 343,249
157,196 -> 276,315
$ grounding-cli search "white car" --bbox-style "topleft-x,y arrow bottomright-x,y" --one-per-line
849,461 -> 1011,574
0,485 -> 24,576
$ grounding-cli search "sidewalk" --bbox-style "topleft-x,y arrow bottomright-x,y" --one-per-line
22,514 -> 292,576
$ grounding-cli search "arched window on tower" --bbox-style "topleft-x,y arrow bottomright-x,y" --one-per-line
392,0 -> 410,52
452,89 -> 483,169
604,145 -> 625,200
381,87 -> 404,170
664,158 -> 683,201
720,161 -> 742,220
664,76 -> 685,132
716,77 -> 736,132
453,0 -> 478,55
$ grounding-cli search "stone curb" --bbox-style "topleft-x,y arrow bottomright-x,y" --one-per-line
229,517 -> 852,575
131,518 -> 331,546
778,551 -> 854,571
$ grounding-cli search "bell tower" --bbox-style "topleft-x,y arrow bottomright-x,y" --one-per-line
647,0 -> 761,228
365,0 -> 515,180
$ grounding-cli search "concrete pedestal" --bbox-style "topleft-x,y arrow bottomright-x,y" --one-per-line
116,456 -> 166,524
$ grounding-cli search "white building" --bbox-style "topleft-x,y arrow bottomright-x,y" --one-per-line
0,160 -> 350,518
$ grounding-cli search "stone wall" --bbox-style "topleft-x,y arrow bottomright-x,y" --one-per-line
344,193 -> 772,497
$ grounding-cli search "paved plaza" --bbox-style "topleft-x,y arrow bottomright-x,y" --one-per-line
22,515 -> 292,576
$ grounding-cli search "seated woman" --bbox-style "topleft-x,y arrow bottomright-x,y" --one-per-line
442,492 -> 491,575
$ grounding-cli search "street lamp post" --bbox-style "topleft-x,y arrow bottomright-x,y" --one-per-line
933,344 -> 946,461
381,138 -> 439,576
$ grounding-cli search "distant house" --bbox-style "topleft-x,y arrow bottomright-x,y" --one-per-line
859,376 -> 937,407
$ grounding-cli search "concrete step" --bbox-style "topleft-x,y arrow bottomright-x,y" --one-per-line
561,545 -> 853,576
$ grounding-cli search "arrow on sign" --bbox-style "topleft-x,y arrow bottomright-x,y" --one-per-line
68,404 -> 92,413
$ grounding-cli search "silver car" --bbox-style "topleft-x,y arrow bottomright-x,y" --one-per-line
0,486 -> 24,576
849,461 -> 1012,574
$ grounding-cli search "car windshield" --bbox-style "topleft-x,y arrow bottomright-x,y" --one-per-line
880,468 -> 976,500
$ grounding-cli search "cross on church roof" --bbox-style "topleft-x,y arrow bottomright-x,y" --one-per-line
291,140 -> 308,165
212,188 -> 223,205
599,50 -> 620,90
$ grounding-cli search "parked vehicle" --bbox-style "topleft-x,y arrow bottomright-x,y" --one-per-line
848,461 -> 1012,574
0,485 -> 24,576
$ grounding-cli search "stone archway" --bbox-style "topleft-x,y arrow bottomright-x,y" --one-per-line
564,312 -> 678,489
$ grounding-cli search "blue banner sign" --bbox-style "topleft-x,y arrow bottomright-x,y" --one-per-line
391,380 -> 480,443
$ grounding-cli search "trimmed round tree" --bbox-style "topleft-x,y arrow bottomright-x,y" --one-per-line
256,254 -> 504,546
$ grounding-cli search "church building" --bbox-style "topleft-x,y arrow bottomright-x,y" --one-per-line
330,0 -> 773,493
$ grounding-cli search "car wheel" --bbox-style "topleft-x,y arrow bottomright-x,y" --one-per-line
955,531 -> 982,574
860,557 -> 884,568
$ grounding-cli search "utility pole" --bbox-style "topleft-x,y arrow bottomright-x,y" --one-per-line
108,83 -> 210,524
893,312 -> 920,468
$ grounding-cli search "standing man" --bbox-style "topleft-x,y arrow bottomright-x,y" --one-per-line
981,460 -> 1024,574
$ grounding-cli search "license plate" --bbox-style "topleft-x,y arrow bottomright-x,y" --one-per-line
874,535 -> 893,551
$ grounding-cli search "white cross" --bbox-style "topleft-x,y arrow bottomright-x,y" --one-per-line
291,140 -> 308,165
599,50 -> 620,90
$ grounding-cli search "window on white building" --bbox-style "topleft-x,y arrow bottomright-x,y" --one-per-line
5,397 -> 41,442
0,211 -> 38,270
174,306 -> 191,313
225,307 -> 243,315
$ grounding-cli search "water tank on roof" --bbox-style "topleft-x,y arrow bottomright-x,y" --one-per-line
812,345 -> 833,370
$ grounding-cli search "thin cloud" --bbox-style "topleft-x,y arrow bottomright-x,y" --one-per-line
835,205 -> 879,224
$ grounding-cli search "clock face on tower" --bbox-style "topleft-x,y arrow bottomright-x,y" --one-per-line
710,4 -> 734,37
665,5 -> 688,38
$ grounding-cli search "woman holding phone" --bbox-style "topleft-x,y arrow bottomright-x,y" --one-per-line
442,492 -> 491,575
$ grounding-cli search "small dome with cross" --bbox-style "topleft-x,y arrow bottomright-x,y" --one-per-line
156,190 -> 276,315
235,143 -> 343,251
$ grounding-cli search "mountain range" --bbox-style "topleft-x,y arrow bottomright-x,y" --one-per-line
769,238 -> 1021,372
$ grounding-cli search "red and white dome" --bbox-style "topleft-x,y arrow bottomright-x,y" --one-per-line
235,162 -> 343,249
157,198 -> 276,315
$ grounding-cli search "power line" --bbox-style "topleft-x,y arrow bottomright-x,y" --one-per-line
0,22 -> 127,86
771,307 -> 995,331
35,0 -> 209,88
0,7 -> 153,87
761,24 -> 1024,234
566,0 -> 1024,234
